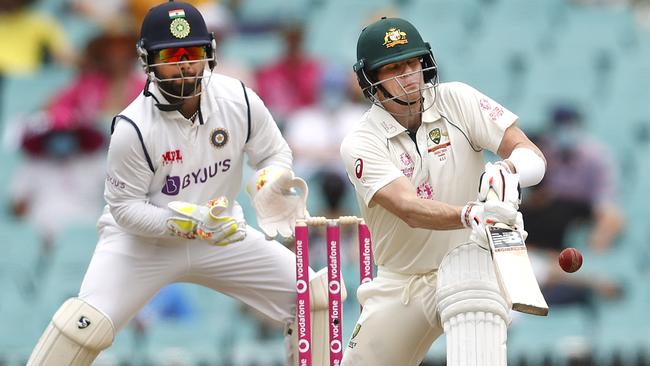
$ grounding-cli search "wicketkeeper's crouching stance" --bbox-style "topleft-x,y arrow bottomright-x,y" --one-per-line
26,2 -> 342,365
27,166 -> 341,366
338,17 -> 547,365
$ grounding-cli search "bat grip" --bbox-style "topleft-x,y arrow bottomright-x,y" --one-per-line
485,188 -> 511,229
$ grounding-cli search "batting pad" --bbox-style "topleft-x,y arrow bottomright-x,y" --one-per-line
27,298 -> 114,366
436,243 -> 509,366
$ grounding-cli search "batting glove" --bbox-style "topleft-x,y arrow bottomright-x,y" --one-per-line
167,196 -> 246,246
477,162 -> 521,210
246,166 -> 308,238
461,200 -> 520,247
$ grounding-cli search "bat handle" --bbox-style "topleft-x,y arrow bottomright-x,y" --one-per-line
485,188 -> 512,229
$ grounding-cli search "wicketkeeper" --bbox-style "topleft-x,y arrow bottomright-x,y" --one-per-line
27,2 -> 343,365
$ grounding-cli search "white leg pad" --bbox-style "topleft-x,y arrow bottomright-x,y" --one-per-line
27,298 -> 115,366
436,244 -> 509,366
287,268 -> 347,366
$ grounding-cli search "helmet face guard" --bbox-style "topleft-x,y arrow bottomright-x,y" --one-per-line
137,1 -> 217,101
138,41 -> 216,100
356,54 -> 439,116
353,17 -> 439,115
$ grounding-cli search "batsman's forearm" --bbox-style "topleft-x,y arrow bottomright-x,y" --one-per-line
400,198 -> 464,230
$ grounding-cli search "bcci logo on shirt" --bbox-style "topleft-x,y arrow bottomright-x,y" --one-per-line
210,128 -> 229,148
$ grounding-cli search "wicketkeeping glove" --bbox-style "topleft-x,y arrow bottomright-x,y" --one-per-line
246,166 -> 308,238
477,162 -> 521,210
166,196 -> 246,246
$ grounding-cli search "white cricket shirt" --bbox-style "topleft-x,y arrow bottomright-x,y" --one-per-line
340,82 -> 517,274
98,73 -> 292,237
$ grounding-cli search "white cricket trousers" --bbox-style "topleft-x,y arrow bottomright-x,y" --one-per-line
341,267 -> 444,366
341,242 -> 509,366
78,224 -> 302,332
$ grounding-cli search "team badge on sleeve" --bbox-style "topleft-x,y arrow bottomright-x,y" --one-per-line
210,128 -> 229,148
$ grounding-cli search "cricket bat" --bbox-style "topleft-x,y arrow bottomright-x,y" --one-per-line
486,189 -> 549,316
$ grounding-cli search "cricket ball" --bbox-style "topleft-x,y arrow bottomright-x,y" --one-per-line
558,248 -> 583,273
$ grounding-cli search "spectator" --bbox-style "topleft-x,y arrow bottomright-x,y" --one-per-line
631,0 -> 650,30
255,21 -> 322,125
522,105 -> 625,253
47,28 -> 145,128
0,0 -> 75,75
9,28 -> 144,257
201,2 -> 256,88
284,64 -> 366,181
67,0 -> 126,29
127,0 -> 214,33
9,112 -> 106,256
521,104 -> 625,306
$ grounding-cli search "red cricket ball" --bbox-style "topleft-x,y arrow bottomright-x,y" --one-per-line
558,248 -> 583,273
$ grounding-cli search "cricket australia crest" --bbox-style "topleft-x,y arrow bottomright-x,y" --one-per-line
429,128 -> 441,144
383,28 -> 408,48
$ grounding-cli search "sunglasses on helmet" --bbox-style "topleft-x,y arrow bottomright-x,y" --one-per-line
158,46 -> 207,63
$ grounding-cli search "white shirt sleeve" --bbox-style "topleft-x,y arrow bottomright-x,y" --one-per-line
443,82 -> 518,153
104,119 -> 172,237
243,87 -> 292,171
340,130 -> 403,207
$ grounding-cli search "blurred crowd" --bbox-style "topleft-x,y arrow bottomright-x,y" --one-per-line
1,0 -> 648,365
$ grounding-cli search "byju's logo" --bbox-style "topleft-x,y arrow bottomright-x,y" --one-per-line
162,176 -> 181,196
161,159 -> 231,196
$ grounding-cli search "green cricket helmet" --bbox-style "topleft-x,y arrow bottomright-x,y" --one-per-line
353,17 -> 438,100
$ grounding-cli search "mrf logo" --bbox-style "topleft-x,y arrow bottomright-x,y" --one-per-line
162,149 -> 183,165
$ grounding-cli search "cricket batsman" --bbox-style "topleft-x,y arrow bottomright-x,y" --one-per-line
339,17 -> 547,365
27,2 -> 343,365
